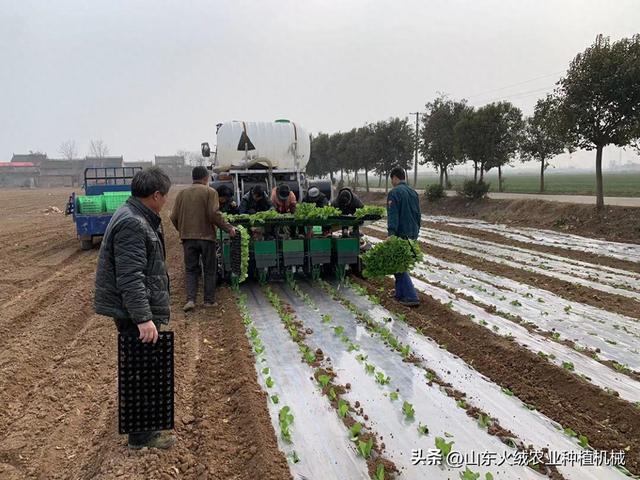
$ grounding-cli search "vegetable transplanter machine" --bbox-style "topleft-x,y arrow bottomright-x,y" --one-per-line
201,120 -> 385,284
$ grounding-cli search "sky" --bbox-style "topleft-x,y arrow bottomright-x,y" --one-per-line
1,0 -> 639,170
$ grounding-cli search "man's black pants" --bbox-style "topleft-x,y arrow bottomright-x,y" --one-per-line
183,239 -> 217,303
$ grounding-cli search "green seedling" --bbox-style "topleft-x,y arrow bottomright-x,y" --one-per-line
289,451 -> 300,464
425,370 -> 437,382
396,313 -> 406,322
355,353 -> 368,363
417,422 -> 429,436
348,342 -> 360,352
402,401 -> 415,420
357,437 -> 374,459
255,345 -> 265,354
564,305 -> 572,314
562,361 -> 575,371
365,363 -> 376,375
266,377 -> 275,388
563,427 -> 577,438
333,325 -> 345,336
389,391 -> 399,401
249,326 -> 259,339
271,394 -> 280,404
304,350 -> 316,364
328,387 -> 337,401
338,399 -> 349,418
262,367 -> 270,375
456,399 -> 467,409
375,372 -> 391,385
477,413 -> 491,429
501,387 -> 514,396
479,319 -> 488,326
510,300 -> 522,307
435,436 -> 455,458
375,463 -> 385,480
318,374 -> 331,388
278,406 -> 294,443
349,422 -> 362,440
460,468 -> 480,480
578,435 -> 589,448
551,332 -> 561,341
400,344 -> 411,358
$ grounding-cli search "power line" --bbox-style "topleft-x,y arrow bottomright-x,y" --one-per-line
470,85 -> 556,105
466,71 -> 564,100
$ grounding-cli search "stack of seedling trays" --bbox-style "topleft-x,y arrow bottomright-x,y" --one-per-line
118,331 -> 174,435
104,192 -> 131,213
76,195 -> 105,214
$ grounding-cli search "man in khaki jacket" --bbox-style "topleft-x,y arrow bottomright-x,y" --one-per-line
170,166 -> 236,312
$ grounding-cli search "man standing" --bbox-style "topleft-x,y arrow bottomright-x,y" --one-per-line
387,166 -> 421,307
94,167 -> 175,449
239,184 -> 273,214
171,166 -> 236,312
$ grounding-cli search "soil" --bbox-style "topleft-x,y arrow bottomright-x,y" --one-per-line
356,191 -> 640,244
0,188 -> 291,480
363,227 -> 640,320
352,275 -> 640,475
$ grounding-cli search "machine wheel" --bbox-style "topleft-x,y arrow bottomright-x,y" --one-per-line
80,238 -> 93,250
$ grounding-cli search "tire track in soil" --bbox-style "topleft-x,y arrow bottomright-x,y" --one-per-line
423,221 -> 640,274
352,275 -> 640,475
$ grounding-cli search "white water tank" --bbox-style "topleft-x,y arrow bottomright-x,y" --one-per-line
215,120 -> 310,170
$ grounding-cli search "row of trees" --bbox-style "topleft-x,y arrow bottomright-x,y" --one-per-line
309,34 -> 640,210
58,139 -> 110,159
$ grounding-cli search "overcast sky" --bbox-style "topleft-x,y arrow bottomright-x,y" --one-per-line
1,0 -> 639,170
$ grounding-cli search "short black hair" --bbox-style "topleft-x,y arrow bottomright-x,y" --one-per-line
192,166 -> 209,181
217,184 -> 233,198
131,167 -> 171,198
252,184 -> 265,197
390,167 -> 406,180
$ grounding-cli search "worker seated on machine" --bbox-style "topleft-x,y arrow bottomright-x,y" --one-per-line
332,187 -> 363,215
271,184 -> 297,214
302,186 -> 328,207
216,184 -> 239,215
239,184 -> 273,214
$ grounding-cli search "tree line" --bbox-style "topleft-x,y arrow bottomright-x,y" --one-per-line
308,34 -> 640,210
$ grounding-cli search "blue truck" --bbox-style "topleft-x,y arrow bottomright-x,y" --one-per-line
65,167 -> 141,250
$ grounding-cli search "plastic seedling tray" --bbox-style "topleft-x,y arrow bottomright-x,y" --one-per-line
118,331 -> 174,434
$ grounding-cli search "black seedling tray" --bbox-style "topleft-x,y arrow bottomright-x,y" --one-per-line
118,331 -> 174,434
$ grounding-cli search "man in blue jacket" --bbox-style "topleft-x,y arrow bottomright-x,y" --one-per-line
387,166 -> 421,306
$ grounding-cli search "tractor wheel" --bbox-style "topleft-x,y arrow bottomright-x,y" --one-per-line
80,238 -> 93,250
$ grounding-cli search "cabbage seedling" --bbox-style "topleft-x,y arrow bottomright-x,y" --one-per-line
417,422 -> 429,436
349,422 -> 362,440
357,437 -> 374,459
271,395 -> 279,404
389,391 -> 399,401
375,372 -> 391,385
338,399 -> 349,418
435,436 -> 454,458
266,377 -> 275,388
402,401 -> 415,420
318,374 -> 331,388
321,314 -> 332,323
375,463 -> 385,480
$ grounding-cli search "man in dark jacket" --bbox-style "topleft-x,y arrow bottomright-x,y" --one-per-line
387,167 -> 421,307
302,186 -> 329,207
239,184 -> 273,214
331,187 -> 363,215
94,166 -> 175,449
171,167 -> 236,312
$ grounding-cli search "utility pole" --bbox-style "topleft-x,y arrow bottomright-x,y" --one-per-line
409,112 -> 420,187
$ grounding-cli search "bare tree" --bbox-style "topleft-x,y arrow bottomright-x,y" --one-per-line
59,140 -> 78,160
89,139 -> 109,158
177,150 -> 204,166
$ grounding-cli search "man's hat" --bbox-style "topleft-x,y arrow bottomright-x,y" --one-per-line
307,186 -> 320,199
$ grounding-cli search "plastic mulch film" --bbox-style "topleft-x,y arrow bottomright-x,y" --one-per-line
241,286 -> 370,480
368,223 -> 640,300
335,284 -> 629,480
424,215 -> 640,263
279,283 -> 543,480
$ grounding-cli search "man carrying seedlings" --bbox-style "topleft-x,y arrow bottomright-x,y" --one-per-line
387,166 -> 421,307
239,184 -> 273,214
171,166 -> 236,312
94,167 -> 176,449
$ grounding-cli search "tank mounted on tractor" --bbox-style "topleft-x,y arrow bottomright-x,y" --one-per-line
201,120 -> 382,284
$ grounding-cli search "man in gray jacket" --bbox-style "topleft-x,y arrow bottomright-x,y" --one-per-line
94,167 -> 175,449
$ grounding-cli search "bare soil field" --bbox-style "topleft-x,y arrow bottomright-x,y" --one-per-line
0,188 -> 290,480
1,187 -> 639,480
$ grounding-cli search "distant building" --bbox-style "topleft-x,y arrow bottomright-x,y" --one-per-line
39,158 -> 85,187
0,162 -> 40,187
155,155 -> 185,168
11,153 -> 47,167
85,156 -> 123,168
123,161 -> 153,170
